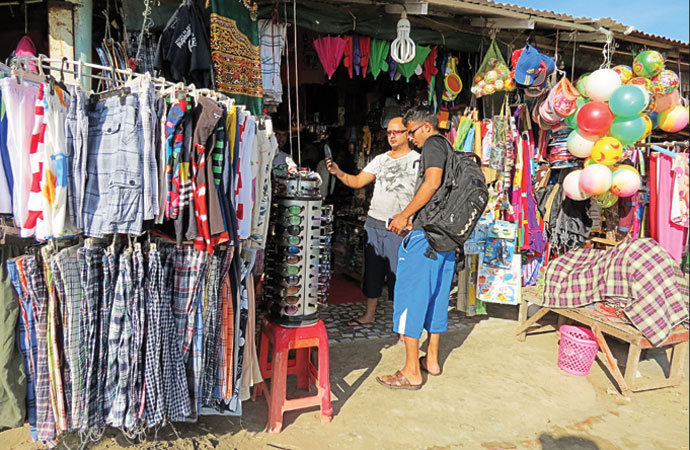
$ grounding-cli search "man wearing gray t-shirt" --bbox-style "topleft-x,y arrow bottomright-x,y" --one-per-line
326,117 -> 420,327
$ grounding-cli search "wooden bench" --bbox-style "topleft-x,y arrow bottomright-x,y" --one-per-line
516,287 -> 689,396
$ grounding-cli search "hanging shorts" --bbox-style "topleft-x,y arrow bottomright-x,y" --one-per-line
393,230 -> 456,339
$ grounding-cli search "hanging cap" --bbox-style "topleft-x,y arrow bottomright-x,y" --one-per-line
514,45 -> 554,87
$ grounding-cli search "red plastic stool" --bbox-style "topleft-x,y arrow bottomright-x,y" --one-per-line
253,318 -> 333,433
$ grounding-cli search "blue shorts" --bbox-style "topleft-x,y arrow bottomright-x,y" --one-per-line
393,230 -> 456,339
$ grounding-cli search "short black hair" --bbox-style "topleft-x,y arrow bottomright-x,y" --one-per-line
402,105 -> 438,130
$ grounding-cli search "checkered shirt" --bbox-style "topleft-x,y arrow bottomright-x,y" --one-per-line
542,238 -> 689,346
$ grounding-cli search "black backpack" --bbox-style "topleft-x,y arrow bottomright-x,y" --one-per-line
421,135 -> 489,254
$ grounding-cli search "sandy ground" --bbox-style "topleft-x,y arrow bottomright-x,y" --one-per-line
2,306 -> 688,450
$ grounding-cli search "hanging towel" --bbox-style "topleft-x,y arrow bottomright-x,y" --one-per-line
313,36 -> 346,80
353,35 -> 362,76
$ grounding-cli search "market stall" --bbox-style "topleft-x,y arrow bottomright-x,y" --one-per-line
0,0 -> 688,445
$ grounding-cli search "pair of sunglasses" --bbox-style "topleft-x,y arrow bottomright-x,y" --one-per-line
284,295 -> 300,305
283,274 -> 301,285
283,245 -> 303,254
278,205 -> 303,215
279,235 -> 302,246
279,215 -> 303,226
310,274 -> 330,283
276,224 -> 303,236
278,265 -> 302,276
284,304 -> 299,315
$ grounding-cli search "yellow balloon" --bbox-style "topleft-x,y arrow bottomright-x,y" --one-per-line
591,137 -> 624,166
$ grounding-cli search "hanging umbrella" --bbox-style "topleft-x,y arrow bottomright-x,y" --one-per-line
313,36 -> 346,80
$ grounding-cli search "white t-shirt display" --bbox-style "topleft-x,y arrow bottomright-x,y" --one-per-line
362,150 -> 420,222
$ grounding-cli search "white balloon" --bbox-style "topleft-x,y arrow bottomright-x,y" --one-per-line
563,170 -> 592,201
567,130 -> 597,158
585,69 -> 622,102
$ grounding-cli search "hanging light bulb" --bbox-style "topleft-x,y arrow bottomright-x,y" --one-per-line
390,11 -> 415,64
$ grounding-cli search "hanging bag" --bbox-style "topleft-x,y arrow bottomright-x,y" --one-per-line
471,39 -> 513,98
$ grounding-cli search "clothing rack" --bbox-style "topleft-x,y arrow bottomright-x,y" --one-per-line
637,140 -> 690,148
9,55 -> 238,107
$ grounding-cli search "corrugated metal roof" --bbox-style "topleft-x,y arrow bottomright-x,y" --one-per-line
441,0 -> 689,47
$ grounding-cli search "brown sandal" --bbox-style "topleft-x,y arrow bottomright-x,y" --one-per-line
376,371 -> 422,390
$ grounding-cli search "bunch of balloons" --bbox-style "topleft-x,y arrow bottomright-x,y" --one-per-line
560,50 -> 689,203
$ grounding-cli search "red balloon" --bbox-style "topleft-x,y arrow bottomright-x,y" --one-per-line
576,101 -> 614,136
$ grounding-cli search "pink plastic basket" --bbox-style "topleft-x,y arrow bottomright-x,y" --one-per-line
557,325 -> 599,376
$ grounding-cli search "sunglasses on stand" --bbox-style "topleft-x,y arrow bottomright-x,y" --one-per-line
282,274 -> 301,285
312,235 -> 332,244
276,224 -> 304,236
310,253 -> 331,262
266,254 -> 303,264
308,293 -> 328,304
279,265 -> 302,276
310,274 -> 330,284
284,295 -> 300,305
278,205 -> 304,215
279,215 -> 304,226
278,235 -> 302,246
284,304 -> 299,315
281,285 -> 302,295
282,245 -> 303,254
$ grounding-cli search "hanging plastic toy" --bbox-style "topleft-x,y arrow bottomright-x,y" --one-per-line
390,12 -> 415,64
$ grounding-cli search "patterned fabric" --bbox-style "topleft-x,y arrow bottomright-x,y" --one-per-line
24,83 -> 47,236
105,251 -> 130,427
541,238 -> 689,346
77,246 -> 104,431
7,257 -> 38,441
126,249 -> 146,430
52,246 -> 82,429
145,248 -> 192,426
24,254 -> 56,442
209,1 -> 263,115
42,247 -> 68,433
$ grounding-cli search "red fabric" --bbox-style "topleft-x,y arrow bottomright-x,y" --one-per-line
422,46 -> 438,85
313,36 -> 346,80
359,36 -> 371,77
343,36 -> 354,78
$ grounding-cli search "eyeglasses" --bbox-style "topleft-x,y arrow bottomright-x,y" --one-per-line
310,274 -> 330,283
408,123 -> 427,136
387,129 -> 408,137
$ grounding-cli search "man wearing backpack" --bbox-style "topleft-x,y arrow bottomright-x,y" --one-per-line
377,106 -> 487,390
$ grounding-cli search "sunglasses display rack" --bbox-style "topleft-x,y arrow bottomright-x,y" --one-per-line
265,176 -> 334,327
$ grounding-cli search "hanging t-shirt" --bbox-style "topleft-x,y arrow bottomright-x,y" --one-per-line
362,150 -> 420,222
154,1 -> 213,88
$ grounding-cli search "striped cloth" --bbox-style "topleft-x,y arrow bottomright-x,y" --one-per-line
541,238 -> 689,346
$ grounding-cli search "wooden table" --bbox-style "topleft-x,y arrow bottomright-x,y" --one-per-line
516,287 -> 689,396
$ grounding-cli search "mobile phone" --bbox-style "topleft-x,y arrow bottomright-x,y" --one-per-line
386,218 -> 393,229
324,144 -> 333,160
